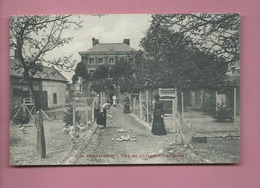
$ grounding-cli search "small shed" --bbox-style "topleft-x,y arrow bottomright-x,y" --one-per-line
10,59 -> 68,118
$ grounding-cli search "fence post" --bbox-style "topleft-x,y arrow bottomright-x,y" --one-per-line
139,91 -> 143,120
181,91 -> 184,144
173,99 -> 176,132
118,89 -> 121,104
146,90 -> 149,122
91,104 -> 94,123
100,92 -> 103,105
86,102 -> 89,125
73,104 -> 76,126
36,111 -> 46,161
234,87 -> 236,123
181,91 -> 184,120
175,90 -> 178,133
133,97 -> 136,115
215,90 -> 218,112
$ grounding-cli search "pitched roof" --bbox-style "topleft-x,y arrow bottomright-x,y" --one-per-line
79,43 -> 136,55
10,59 -> 68,82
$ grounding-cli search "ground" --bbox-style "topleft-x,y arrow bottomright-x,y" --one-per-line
9,105 -> 240,166
9,110 -> 91,166
75,106 -> 240,165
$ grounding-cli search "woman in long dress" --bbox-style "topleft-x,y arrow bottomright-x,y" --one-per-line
96,103 -> 110,128
123,94 -> 131,114
151,94 -> 167,135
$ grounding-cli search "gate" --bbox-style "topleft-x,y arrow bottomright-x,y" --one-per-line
159,88 -> 177,132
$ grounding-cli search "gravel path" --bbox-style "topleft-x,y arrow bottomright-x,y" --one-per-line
75,106 -> 204,165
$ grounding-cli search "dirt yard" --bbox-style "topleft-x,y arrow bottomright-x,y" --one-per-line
9,110 -> 92,166
9,107 -> 240,166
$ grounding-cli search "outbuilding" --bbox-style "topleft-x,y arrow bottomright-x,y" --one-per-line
10,59 -> 68,118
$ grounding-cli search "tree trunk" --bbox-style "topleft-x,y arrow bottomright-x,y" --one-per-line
21,60 -> 46,160
36,111 -> 46,159
26,74 -> 46,160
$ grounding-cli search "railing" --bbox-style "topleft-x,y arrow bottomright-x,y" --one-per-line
23,98 -> 34,106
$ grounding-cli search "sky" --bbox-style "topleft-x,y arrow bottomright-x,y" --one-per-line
45,14 -> 152,82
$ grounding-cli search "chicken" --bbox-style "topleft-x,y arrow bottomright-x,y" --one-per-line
78,126 -> 87,131
63,127 -> 70,134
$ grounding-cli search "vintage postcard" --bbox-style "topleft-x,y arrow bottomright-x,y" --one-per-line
9,14 -> 240,165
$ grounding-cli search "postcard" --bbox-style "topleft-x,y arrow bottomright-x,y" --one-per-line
9,14 -> 240,165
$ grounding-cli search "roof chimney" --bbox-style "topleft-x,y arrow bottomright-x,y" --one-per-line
92,38 -> 99,46
123,39 -> 130,46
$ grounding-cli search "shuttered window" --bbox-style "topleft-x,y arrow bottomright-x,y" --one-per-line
53,93 -> 57,104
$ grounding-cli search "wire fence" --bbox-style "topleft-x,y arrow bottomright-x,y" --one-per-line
70,96 -> 107,124
117,90 -> 194,144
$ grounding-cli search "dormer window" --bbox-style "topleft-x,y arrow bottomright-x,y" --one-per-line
108,57 -> 115,64
97,58 -> 104,65
89,58 -> 95,65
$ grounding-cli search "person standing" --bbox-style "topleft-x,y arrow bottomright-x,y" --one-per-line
112,95 -> 117,107
123,93 -> 131,114
93,94 -> 101,123
151,94 -> 166,135
96,103 -> 110,128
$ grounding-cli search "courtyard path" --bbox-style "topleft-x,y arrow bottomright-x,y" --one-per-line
75,106 -> 195,165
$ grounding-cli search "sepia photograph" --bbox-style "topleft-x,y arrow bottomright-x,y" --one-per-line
9,14 -> 240,165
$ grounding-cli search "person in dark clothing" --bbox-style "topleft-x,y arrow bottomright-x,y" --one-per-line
96,103 -> 110,128
123,93 -> 131,114
151,94 -> 167,135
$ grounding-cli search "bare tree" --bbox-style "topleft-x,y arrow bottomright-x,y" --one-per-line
10,15 -> 82,159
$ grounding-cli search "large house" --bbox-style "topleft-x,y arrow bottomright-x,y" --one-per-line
10,59 -> 68,118
78,38 -> 136,99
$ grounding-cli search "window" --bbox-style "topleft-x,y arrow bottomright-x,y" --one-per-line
53,93 -> 57,104
129,58 -> 134,64
89,68 -> 95,77
120,57 -> 124,63
108,57 -> 115,64
89,70 -> 95,75
97,58 -> 104,65
89,58 -> 95,65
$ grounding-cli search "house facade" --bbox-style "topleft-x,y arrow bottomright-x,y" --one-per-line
78,38 -> 136,100
10,59 -> 68,118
